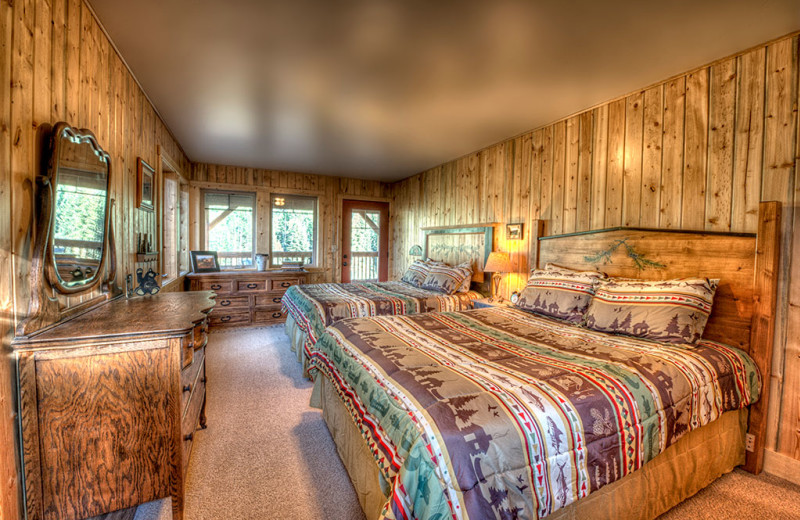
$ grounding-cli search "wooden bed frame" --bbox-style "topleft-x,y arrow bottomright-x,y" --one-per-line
530,200 -> 781,474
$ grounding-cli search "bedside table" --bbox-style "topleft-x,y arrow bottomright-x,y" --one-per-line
472,297 -> 514,309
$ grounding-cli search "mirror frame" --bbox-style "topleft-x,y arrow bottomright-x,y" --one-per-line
44,122 -> 114,294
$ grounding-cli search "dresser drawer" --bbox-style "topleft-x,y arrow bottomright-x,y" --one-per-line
255,293 -> 285,308
181,371 -> 205,476
181,347 -> 205,413
209,310 -> 250,327
216,296 -> 250,310
269,278 -> 300,291
237,280 -> 266,292
197,280 -> 234,293
253,309 -> 286,323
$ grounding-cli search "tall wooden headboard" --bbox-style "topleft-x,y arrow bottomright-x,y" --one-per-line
531,201 -> 780,475
422,224 -> 495,284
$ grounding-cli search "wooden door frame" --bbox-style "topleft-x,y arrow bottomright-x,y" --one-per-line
341,198 -> 390,283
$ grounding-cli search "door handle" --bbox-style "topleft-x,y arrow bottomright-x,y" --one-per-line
342,262 -> 348,266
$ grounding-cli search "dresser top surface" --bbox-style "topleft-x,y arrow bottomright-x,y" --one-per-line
186,269 -> 307,279
14,291 -> 217,347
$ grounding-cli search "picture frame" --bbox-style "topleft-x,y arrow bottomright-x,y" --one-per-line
136,157 -> 155,211
190,250 -> 221,273
506,223 -> 524,240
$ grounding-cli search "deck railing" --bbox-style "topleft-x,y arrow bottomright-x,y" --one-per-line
350,251 -> 379,282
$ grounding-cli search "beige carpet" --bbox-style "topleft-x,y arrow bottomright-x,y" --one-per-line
131,325 -> 800,520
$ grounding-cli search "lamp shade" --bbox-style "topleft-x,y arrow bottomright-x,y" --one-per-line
484,251 -> 511,273
408,244 -> 423,256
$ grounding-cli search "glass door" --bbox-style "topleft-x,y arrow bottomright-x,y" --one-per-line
341,200 -> 389,283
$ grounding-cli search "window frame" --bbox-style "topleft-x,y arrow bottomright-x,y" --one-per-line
161,173 -> 180,284
201,188 -> 258,270
268,193 -> 319,268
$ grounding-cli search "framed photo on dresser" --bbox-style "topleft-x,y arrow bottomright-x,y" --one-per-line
190,250 -> 221,273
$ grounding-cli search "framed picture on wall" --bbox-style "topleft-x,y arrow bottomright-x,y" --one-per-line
506,223 -> 523,240
190,250 -> 221,273
136,158 -> 155,211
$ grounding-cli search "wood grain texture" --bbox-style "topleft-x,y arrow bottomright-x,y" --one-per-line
35,347 -> 173,520
390,33 -> 800,468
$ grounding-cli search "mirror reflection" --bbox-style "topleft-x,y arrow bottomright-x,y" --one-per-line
52,130 -> 109,288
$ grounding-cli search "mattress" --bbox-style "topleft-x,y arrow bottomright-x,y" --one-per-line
309,306 -> 760,520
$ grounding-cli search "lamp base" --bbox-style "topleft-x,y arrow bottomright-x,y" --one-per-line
490,273 -> 503,302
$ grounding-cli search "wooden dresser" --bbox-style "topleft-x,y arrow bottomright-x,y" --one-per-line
186,270 -> 306,328
12,292 -> 216,520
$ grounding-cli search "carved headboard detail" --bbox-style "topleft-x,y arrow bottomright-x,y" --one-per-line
531,201 -> 781,474
422,224 -> 496,284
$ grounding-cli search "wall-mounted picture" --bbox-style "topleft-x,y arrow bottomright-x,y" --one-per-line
506,223 -> 524,240
190,250 -> 221,273
136,157 -> 155,211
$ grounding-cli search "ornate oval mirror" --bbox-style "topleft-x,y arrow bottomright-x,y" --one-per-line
45,123 -> 112,293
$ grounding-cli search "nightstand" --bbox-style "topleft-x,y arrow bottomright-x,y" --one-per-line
472,297 -> 514,309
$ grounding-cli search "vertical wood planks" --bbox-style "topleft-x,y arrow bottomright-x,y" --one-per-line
623,92 -> 644,226
660,77 -> 685,228
682,69 -> 709,229
605,99 -> 625,226
706,58 -> 737,231
641,86 -> 663,228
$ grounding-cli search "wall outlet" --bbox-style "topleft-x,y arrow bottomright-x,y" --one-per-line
745,433 -> 756,452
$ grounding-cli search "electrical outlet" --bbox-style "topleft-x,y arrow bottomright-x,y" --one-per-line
745,433 -> 755,452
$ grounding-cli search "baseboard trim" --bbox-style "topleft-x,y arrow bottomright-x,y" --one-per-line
763,449 -> 800,486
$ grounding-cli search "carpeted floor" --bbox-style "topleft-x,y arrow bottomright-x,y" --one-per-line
132,325 -> 800,520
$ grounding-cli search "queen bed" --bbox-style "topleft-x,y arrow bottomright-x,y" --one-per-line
306,202 -> 780,520
282,225 -> 493,373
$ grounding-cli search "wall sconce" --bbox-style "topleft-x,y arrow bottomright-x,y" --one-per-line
274,197 -> 285,206
408,245 -> 423,257
484,251 -> 511,301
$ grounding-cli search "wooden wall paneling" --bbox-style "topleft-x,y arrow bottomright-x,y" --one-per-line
590,105 -> 608,229
539,126 -> 553,227
623,92 -> 644,226
576,111 -> 593,232
563,116 -> 579,233
706,58 -> 737,231
641,86 -> 663,228
681,69 -> 709,229
605,98 -> 626,226
660,77 -> 686,228
550,121 -> 566,234
0,0 -> 21,517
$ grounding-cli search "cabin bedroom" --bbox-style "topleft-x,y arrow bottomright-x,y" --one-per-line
2,1 -> 800,519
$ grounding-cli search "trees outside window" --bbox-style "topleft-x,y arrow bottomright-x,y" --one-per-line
270,194 -> 317,267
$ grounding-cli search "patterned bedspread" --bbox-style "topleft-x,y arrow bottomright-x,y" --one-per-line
310,306 -> 760,520
282,280 -> 481,347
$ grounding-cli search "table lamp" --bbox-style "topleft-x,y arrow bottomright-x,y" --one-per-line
484,251 -> 511,301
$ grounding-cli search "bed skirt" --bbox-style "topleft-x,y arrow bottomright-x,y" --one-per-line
284,313 -> 312,372
312,373 -> 748,520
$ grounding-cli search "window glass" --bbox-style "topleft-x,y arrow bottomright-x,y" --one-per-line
204,191 -> 256,268
270,194 -> 317,267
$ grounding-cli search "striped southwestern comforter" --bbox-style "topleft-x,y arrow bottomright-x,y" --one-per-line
310,306 -> 760,520
282,280 -> 480,351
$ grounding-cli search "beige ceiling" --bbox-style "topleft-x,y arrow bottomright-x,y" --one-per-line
88,0 -> 799,181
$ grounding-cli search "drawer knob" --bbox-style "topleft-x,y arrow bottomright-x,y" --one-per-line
184,433 -> 193,442
183,384 -> 192,393
220,300 -> 231,306
280,282 -> 291,288
272,312 -> 282,319
246,283 -> 258,289
220,316 -> 231,322
272,297 -> 281,304
210,284 -> 222,290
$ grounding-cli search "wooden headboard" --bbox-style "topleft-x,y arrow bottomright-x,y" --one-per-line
531,201 -> 780,474
422,224 -> 495,284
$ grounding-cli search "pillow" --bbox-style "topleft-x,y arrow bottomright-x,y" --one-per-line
582,278 -> 719,345
515,266 -> 605,323
456,261 -> 474,293
421,263 -> 472,295
400,260 -> 430,287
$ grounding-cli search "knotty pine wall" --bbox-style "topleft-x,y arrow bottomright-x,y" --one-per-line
191,163 -> 391,284
391,33 -> 800,474
0,0 -> 191,516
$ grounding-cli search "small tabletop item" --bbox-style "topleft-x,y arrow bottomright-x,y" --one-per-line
472,297 -> 513,309
510,291 -> 520,304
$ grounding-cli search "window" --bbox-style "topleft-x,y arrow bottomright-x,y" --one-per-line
270,194 -> 317,267
179,189 -> 189,273
204,190 -> 256,268
162,175 -> 179,282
